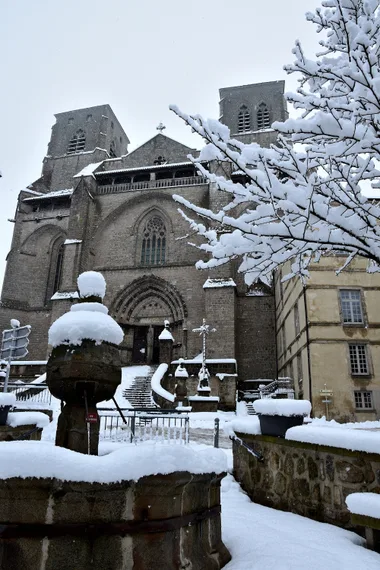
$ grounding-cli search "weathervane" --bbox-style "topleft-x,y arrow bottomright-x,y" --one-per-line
156,122 -> 166,133
193,318 -> 216,391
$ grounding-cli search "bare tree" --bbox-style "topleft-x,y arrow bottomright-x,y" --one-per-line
171,0 -> 380,285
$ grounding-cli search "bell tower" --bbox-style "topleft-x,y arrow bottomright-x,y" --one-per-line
40,104 -> 130,191
219,80 -> 288,146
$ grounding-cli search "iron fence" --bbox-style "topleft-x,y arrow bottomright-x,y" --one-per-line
98,408 -> 190,445
4,382 -> 52,405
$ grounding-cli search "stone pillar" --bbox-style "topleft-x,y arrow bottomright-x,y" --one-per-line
159,322 -> 174,364
204,278 -> 236,359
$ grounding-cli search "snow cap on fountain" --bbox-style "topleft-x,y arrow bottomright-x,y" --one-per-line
48,271 -> 123,347
77,271 -> 106,300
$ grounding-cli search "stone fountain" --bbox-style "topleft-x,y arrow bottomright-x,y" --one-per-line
47,271 -> 123,454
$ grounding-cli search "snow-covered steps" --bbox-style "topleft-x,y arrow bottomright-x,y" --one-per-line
246,403 -> 257,416
123,365 -> 159,409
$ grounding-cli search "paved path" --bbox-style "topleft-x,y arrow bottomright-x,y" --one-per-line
189,427 -> 232,449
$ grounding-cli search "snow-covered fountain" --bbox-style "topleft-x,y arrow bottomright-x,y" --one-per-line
47,271 -> 123,454
0,271 -> 231,570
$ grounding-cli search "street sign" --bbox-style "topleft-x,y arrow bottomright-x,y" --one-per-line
1,322 -> 31,392
1,325 -> 31,360
319,389 -> 333,396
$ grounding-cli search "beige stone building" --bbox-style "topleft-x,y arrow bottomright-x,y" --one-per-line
275,257 -> 380,421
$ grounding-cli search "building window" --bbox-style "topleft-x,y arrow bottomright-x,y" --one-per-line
339,290 -> 364,324
349,344 -> 369,375
354,391 -> 373,409
53,244 -> 64,293
257,103 -> 270,129
141,216 -> 166,266
67,129 -> 86,154
297,353 -> 303,386
238,105 -> 251,133
109,140 -> 116,158
294,301 -> 300,336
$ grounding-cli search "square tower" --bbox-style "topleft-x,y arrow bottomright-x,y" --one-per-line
219,81 -> 288,146
41,104 -> 130,191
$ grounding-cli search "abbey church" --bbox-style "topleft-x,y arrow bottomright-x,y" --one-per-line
1,81 -> 285,384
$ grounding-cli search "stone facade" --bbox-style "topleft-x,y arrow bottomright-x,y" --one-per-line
275,258 -> 380,421
233,432 -> 380,529
0,82 -> 280,393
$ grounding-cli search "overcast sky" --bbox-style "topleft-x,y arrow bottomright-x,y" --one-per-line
0,0 -> 321,289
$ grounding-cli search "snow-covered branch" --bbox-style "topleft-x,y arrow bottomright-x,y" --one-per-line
170,0 -> 380,285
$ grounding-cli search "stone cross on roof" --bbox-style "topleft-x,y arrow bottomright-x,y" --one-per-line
156,122 -> 166,133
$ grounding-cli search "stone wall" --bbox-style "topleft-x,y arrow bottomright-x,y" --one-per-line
0,472 -> 230,570
233,433 -> 380,528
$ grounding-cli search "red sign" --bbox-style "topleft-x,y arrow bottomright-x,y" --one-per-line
86,413 -> 98,424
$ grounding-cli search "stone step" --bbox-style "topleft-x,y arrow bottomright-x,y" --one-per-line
122,366 -> 159,409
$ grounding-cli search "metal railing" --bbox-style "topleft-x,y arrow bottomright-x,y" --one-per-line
96,176 -> 208,195
241,378 -> 294,401
4,382 -> 52,405
98,408 -> 190,445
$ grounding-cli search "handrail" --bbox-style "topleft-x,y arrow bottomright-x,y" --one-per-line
230,435 -> 264,462
150,363 -> 175,403
96,176 -> 208,195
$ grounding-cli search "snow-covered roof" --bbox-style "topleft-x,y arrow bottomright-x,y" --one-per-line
73,161 -> 104,178
51,291 -> 79,301
64,239 -> 82,245
159,329 -> 174,341
96,160 -> 204,176
203,278 -> 236,289
171,357 -> 237,365
23,189 -> 73,202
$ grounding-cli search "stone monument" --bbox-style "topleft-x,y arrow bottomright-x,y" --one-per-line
47,271 -> 123,454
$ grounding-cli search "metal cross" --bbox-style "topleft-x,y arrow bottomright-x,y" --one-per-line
156,122 -> 166,133
193,319 -> 216,389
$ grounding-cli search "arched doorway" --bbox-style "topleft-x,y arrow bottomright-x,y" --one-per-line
111,276 -> 188,365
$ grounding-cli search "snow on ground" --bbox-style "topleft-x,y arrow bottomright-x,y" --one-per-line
221,474 -> 380,570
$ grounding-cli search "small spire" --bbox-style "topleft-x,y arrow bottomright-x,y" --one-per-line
156,122 -> 166,133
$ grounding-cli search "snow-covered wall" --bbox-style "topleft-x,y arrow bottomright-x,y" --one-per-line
233,431 -> 380,530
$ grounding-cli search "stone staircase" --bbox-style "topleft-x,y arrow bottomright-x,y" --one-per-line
123,366 -> 159,409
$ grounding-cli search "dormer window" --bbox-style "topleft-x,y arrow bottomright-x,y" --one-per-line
109,140 -> 117,158
154,156 -> 166,165
257,103 -> 271,129
238,105 -> 251,133
67,129 -> 86,154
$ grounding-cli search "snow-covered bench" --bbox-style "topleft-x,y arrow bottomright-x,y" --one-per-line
346,493 -> 380,553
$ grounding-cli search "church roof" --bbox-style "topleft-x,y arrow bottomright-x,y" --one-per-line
100,133 -> 198,172
95,160 -> 200,176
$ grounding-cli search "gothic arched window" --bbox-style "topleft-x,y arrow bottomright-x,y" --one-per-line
53,243 -> 64,292
67,129 -> 86,154
238,105 -> 251,133
140,216 -> 166,266
257,103 -> 271,130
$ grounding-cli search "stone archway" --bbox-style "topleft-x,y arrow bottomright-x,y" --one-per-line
111,276 -> 188,365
